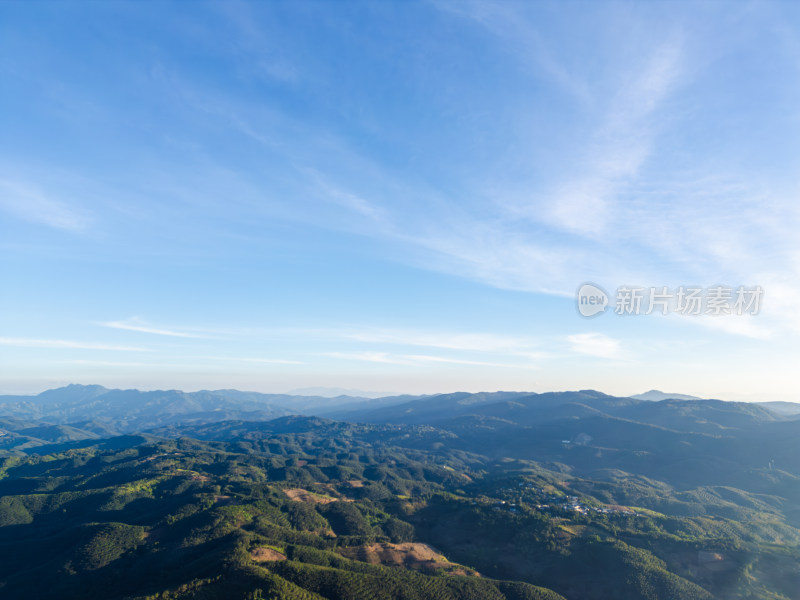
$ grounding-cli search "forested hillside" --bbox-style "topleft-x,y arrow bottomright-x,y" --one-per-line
1,397 -> 799,599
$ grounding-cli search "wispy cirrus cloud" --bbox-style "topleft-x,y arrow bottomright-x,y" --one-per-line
323,351 -> 537,369
303,168 -> 385,222
66,360 -> 155,367
88,322 -> 543,354
278,29 -> 693,303
0,179 -> 91,231
343,329 -> 538,353
322,351 -> 409,365
199,355 -> 304,365
296,17 -> 798,343
432,0 -> 592,103
403,354 -> 536,368
506,33 -> 684,238
100,319 -> 210,339
690,315 -> 774,340
0,337 -> 148,351
434,0 -> 685,237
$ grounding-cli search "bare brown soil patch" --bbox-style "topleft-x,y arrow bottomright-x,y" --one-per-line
250,547 -> 287,562
339,542 -> 478,576
284,488 -> 336,504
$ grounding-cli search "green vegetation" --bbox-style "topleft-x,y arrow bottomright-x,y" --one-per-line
1,393 -> 799,599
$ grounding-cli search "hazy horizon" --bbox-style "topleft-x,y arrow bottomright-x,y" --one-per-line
4,381 -> 797,405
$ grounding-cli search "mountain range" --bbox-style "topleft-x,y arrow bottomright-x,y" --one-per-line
2,385 -> 800,598
1,384 -> 798,455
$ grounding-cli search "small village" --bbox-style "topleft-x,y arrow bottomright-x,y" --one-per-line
486,479 -> 637,518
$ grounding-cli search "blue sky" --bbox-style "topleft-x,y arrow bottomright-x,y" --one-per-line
1,1 -> 799,399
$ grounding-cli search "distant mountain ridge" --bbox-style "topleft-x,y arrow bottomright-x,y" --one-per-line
1,384 -> 798,454
756,401 -> 800,416
630,389 -> 705,401
0,384 -> 423,451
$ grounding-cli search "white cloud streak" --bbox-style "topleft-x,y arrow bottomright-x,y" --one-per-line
323,351 -> 537,369
567,333 -> 624,359
100,319 -> 210,339
199,356 -> 304,365
0,179 -> 91,231
322,351 -> 410,365
343,329 -> 538,352
0,337 -> 148,351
